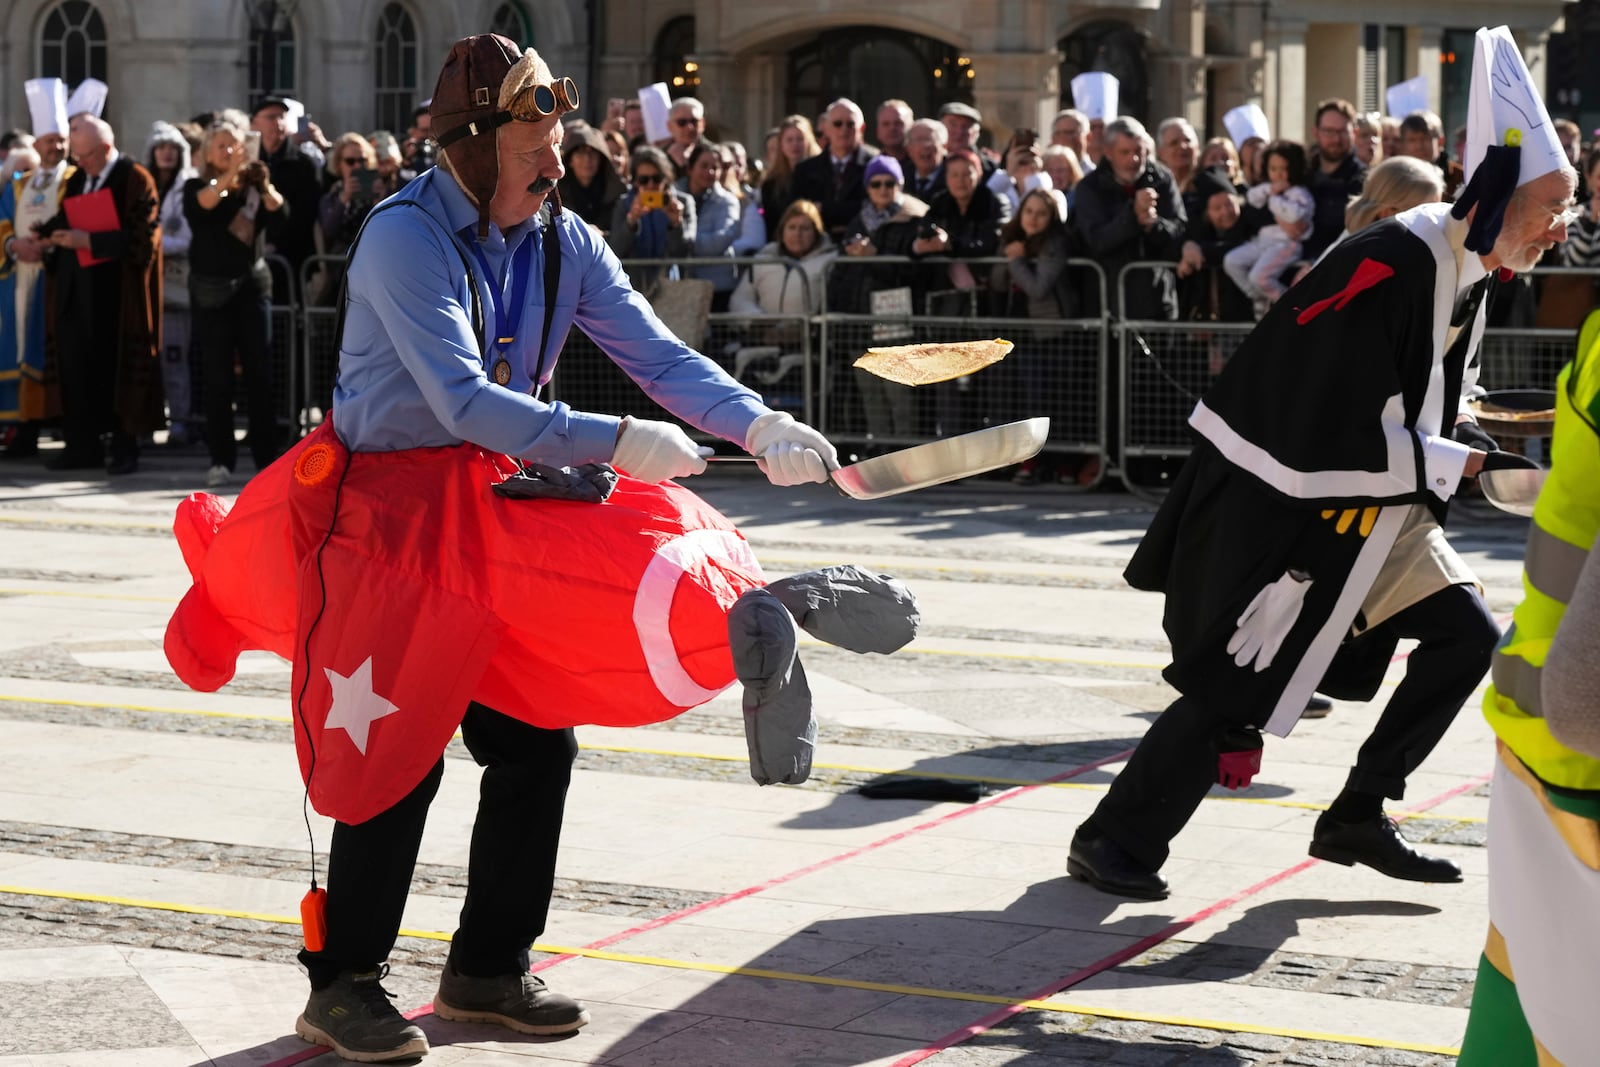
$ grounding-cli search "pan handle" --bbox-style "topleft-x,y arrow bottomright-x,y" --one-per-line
701,454 -> 855,498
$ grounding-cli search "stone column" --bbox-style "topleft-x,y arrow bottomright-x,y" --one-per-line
970,49 -> 1062,148
1264,17 -> 1308,142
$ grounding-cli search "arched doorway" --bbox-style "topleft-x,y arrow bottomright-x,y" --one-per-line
1059,20 -> 1149,122
786,27 -> 973,125
654,15 -> 700,98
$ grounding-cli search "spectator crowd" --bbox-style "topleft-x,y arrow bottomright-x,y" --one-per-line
0,69 -> 1591,486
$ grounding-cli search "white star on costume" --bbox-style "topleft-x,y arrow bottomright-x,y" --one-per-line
323,657 -> 399,755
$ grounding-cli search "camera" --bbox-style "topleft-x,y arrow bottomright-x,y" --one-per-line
1013,128 -> 1037,150
638,189 -> 665,211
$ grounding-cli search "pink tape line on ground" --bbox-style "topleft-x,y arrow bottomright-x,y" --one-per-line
884,770 -> 1494,1067
259,745 -> 1136,1066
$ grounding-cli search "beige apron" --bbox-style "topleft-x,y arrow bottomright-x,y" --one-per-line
1356,504 -> 1478,632
11,164 -> 64,358
1357,226 -> 1483,633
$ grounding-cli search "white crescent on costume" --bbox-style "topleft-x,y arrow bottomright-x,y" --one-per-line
632,528 -> 764,707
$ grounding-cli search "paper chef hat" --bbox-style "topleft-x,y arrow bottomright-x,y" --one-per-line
66,77 -> 107,119
24,78 -> 68,137
1384,75 -> 1429,120
1071,72 -> 1118,123
1452,25 -> 1568,252
1222,103 -> 1269,147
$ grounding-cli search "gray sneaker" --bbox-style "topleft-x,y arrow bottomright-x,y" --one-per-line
295,966 -> 430,1063
432,965 -> 590,1035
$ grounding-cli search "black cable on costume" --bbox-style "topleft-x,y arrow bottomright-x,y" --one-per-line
1132,330 -> 1205,405
292,445 -> 353,892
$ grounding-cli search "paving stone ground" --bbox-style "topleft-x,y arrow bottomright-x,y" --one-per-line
0,455 -> 1520,1065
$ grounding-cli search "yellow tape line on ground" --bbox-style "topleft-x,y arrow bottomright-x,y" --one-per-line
0,694 -> 1487,823
0,883 -> 1459,1056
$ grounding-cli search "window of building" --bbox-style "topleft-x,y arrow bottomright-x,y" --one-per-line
374,2 -> 419,133
490,2 -> 532,48
246,0 -> 297,107
654,16 -> 699,96
786,28 -> 973,126
1440,28 -> 1477,151
39,0 -> 107,87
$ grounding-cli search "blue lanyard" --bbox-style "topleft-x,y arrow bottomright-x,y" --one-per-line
465,234 -> 535,368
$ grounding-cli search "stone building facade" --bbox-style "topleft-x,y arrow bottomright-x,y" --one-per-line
0,0 -> 1572,157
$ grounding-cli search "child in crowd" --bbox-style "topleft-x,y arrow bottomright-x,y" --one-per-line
1223,139 -> 1313,316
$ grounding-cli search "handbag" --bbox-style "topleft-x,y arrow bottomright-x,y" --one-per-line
189,273 -> 244,310
163,255 -> 191,310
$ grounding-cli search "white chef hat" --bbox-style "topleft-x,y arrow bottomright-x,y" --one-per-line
1071,72 -> 1118,123
1452,26 -> 1568,252
24,78 -> 68,137
1222,104 -> 1269,147
66,77 -> 107,119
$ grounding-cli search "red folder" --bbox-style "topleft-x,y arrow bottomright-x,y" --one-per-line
63,187 -> 118,267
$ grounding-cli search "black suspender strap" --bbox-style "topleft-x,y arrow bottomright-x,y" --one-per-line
333,198 -> 486,362
530,191 -> 565,397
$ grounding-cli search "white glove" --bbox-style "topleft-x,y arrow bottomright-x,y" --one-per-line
1226,570 -> 1312,672
745,411 -> 838,487
611,416 -> 710,483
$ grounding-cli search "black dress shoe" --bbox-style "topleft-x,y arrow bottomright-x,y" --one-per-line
1309,812 -> 1462,883
1303,695 -> 1334,719
1068,828 -> 1170,900
105,453 -> 139,476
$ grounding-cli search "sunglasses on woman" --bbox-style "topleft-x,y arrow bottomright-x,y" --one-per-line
634,173 -> 665,186
866,179 -> 898,190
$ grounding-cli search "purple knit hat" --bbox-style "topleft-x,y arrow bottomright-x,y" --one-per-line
862,154 -> 904,186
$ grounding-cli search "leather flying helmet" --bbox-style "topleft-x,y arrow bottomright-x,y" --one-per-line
430,34 -> 579,238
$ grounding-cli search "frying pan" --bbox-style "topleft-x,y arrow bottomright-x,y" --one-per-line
1478,466 -> 1546,517
708,417 -> 1050,500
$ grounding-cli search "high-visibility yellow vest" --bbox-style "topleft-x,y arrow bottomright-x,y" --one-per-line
1484,309 -> 1600,795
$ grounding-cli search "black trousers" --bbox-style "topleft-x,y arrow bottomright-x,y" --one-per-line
194,285 -> 278,471
298,702 -> 579,989
56,299 -> 129,460
1085,583 -> 1498,871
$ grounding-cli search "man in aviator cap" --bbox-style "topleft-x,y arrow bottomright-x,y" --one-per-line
287,35 -> 838,1062
1068,25 -> 1574,903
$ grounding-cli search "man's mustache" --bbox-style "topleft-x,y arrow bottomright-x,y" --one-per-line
527,176 -> 556,195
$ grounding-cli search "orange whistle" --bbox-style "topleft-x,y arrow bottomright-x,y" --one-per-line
301,887 -> 328,952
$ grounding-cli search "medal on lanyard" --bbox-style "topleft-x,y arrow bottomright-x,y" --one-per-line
467,236 -> 535,387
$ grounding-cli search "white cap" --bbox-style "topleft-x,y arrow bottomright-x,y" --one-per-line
66,77 -> 107,119
25,78 -> 68,137
1222,104 -> 1270,147
1384,76 -> 1430,120
1462,26 -> 1563,190
1071,72 -> 1118,123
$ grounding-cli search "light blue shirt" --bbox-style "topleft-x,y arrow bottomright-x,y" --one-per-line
333,169 -> 769,464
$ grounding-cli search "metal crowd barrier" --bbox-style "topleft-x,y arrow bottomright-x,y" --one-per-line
185,252 -> 300,449
241,244 -> 1590,499
815,255 -> 1111,486
1114,260 -> 1598,498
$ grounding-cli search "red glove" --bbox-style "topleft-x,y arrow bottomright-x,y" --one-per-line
1216,727 -> 1264,790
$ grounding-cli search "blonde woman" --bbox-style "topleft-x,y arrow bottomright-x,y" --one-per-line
1291,155 -> 1443,286
1343,155 -> 1444,232
319,132 -> 379,257
759,115 -> 820,241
